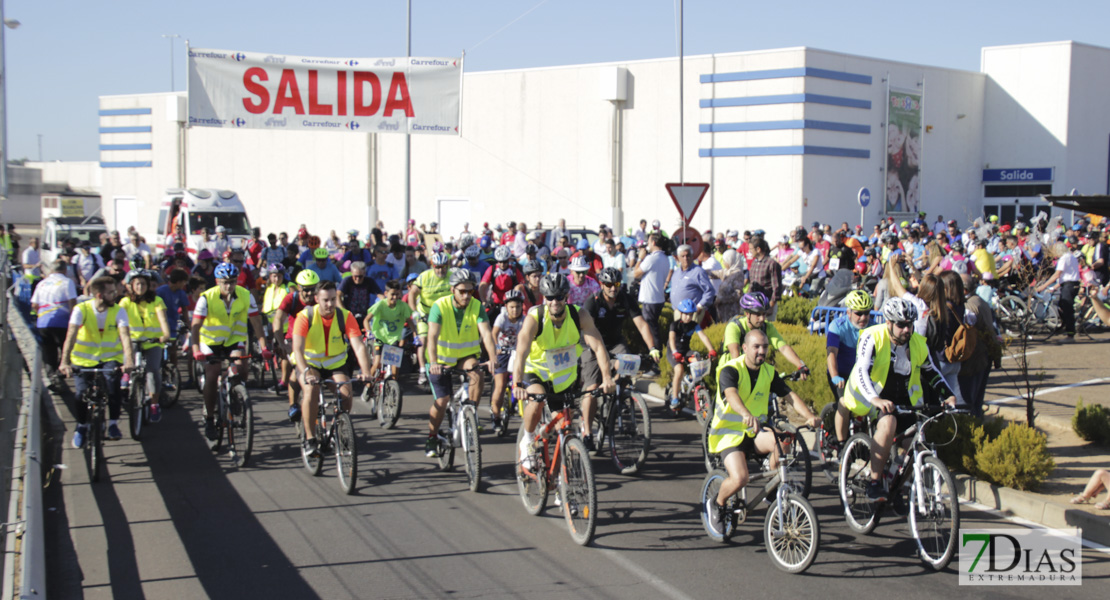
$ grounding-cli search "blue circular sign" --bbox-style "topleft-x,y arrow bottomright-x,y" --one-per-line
858,187 -> 871,208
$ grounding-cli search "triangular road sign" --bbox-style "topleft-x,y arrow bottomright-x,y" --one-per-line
665,183 -> 710,222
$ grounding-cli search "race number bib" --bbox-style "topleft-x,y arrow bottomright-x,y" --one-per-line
381,345 -> 404,368
828,257 -> 841,272
615,354 -> 641,376
546,345 -> 575,373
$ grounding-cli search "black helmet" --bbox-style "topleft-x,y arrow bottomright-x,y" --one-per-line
539,272 -> 570,297
597,267 -> 622,285
449,268 -> 477,288
522,260 -> 543,275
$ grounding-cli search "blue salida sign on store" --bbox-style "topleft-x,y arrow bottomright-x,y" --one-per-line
982,168 -> 1054,182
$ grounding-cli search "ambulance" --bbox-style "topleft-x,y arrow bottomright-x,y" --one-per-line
156,188 -> 254,256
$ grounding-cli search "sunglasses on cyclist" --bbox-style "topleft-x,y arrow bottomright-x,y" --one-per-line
301,286 -> 317,295
456,287 -> 476,295
852,310 -> 870,317
544,294 -> 567,303
893,320 -> 914,329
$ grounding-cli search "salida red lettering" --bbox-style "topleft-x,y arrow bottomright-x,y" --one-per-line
242,68 -> 269,114
241,68 -> 415,118
384,72 -> 414,117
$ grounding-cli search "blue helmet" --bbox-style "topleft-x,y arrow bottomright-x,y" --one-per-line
214,262 -> 239,280
576,239 -> 590,251
676,299 -> 697,314
479,237 -> 492,250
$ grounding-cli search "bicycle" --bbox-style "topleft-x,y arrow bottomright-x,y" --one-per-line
701,371 -> 813,498
516,387 -> 603,546
815,401 -> 874,484
360,343 -> 404,429
431,363 -> 485,493
492,350 -> 520,438
205,356 -> 255,468
589,353 -> 651,475
300,378 -> 359,495
161,343 -> 181,409
75,367 -> 116,483
125,344 -> 154,440
667,352 -> 714,424
698,419 -> 821,573
838,404 -> 964,570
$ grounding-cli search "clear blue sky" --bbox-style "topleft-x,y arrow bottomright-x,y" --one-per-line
8,0 -> 1109,162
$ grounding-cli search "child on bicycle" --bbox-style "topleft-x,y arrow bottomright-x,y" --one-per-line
490,289 -> 525,429
365,279 -> 414,380
669,298 -> 716,410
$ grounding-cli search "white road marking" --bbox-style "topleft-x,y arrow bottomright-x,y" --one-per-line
1001,350 -> 1041,361
986,377 -> 1110,405
599,548 -> 700,600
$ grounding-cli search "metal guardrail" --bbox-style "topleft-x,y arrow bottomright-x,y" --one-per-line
0,247 -> 47,599
808,305 -> 884,334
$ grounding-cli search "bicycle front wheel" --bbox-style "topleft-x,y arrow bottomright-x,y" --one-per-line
229,386 -> 253,468
560,437 -> 597,546
379,380 -> 402,429
764,492 -> 820,574
699,469 -> 734,542
462,408 -> 482,492
88,413 -> 104,483
609,392 -> 650,476
335,412 -> 358,495
839,433 -> 879,534
161,362 -> 181,409
128,384 -> 144,441
910,456 -> 959,570
694,386 -> 713,426
516,426 -> 548,515
818,403 -> 839,484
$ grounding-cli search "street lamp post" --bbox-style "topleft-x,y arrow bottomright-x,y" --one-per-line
162,34 -> 180,91
0,1 -> 20,204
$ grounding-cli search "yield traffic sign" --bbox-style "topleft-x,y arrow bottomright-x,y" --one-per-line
665,183 -> 710,222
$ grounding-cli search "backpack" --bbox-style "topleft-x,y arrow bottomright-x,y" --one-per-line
944,307 -> 978,363
533,304 -> 581,338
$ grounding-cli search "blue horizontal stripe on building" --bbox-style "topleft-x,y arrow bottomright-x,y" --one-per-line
699,146 -> 870,158
700,94 -> 871,109
699,120 -> 871,134
98,108 -> 152,116
99,144 -> 153,151
100,161 -> 153,168
99,126 -> 152,134
700,67 -> 872,85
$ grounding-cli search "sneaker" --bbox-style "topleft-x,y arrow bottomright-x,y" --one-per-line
582,434 -> 596,452
490,413 -> 500,432
706,498 -> 726,536
302,437 -> 319,458
417,373 -> 428,386
518,440 -> 533,471
669,397 -> 682,410
866,480 -> 887,503
149,403 -> 162,424
72,425 -> 88,449
424,437 -> 438,458
107,423 -> 123,441
287,404 -> 301,423
205,420 -> 219,441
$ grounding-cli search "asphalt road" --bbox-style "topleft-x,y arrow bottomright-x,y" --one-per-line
43,374 -> 1109,599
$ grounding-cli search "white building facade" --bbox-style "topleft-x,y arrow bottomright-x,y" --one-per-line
28,40 -> 1110,241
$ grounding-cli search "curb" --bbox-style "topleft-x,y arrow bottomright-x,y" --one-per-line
956,474 -> 1110,546
636,376 -> 1108,545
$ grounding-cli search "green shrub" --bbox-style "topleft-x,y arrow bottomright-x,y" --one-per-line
975,423 -> 1055,491
929,414 -> 1006,476
777,296 -> 819,326
1072,399 -> 1110,444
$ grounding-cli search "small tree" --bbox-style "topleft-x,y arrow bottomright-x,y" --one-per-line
996,254 -> 1053,427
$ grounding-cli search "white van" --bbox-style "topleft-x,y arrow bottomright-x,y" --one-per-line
156,188 -> 254,257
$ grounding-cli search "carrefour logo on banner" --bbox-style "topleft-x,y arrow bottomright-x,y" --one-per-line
231,118 -> 246,127
346,122 -> 360,131
958,528 -> 1081,586
890,95 -> 920,111
230,53 -> 247,62
345,60 -> 359,66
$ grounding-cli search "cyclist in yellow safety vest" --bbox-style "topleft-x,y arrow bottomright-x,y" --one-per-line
119,270 -> 172,423
424,269 -> 498,458
704,329 -> 820,536
723,292 -> 809,377
839,297 -> 956,503
292,281 -> 372,458
59,276 -> 136,447
261,264 -> 290,379
512,273 -> 615,469
190,262 -> 272,442
409,252 -> 453,386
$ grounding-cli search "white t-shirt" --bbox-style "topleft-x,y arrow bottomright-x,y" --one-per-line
22,247 -> 41,276
1055,252 -> 1081,283
69,301 -> 131,330
122,242 -> 151,261
193,292 -> 261,318
700,255 -> 723,292
637,250 -> 669,304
